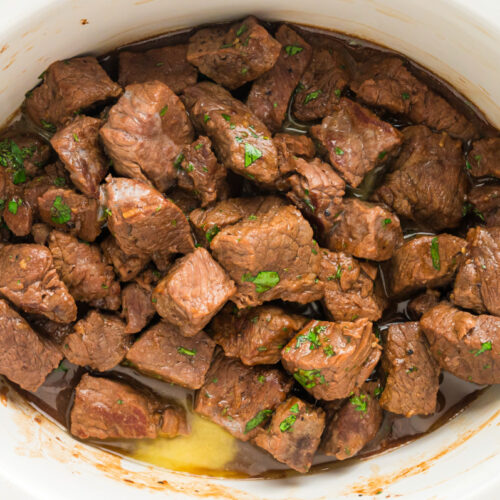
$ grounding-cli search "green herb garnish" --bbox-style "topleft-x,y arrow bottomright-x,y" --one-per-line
160,105 -> 168,116
285,45 -> 303,56
279,414 -> 297,432
350,393 -> 368,413
205,224 -> 220,243
304,90 -> 322,104
50,196 -> 71,224
244,143 -> 263,168
293,369 -> 325,389
242,271 -> 280,293
472,341 -> 492,357
430,236 -> 440,270
177,346 -> 196,356
244,409 -> 273,434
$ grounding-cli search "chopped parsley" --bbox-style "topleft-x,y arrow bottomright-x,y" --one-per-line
465,160 -> 472,170
304,197 -> 315,212
304,90 -> 322,104
295,324 -> 326,350
204,114 -> 210,123
50,196 -> 71,224
244,143 -> 262,168
54,360 -> 68,373
40,119 -> 56,133
8,198 -> 21,215
177,346 -> 196,356
285,45 -> 303,56
472,341 -> 492,357
334,88 -> 342,98
279,414 -> 297,432
0,139 -> 35,185
160,105 -> 168,116
241,67 -> 248,75
257,346 -> 267,352
378,151 -> 388,160
257,375 -> 266,383
293,369 -> 325,389
327,265 -> 342,281
350,393 -> 368,413
244,409 -> 273,434
53,177 -> 66,187
72,133 -> 79,142
205,224 -> 220,243
335,146 -> 344,155
323,345 -> 335,357
382,218 -> 392,227
236,24 -> 248,37
406,366 -> 418,373
242,271 -> 280,293
290,403 -> 300,414
402,92 -> 410,100
173,153 -> 184,169
221,113 -> 231,122
117,399 -> 123,405
194,143 -> 203,151
248,214 -> 257,220
430,236 -> 440,270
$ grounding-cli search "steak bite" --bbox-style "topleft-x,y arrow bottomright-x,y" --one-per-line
468,185 -> 500,227
407,289 -> 441,319
100,81 -> 194,192
160,405 -> 190,438
247,25 -> 312,131
183,82 -> 279,184
0,244 -> 76,323
467,138 -> 500,178
118,44 -> 197,93
310,98 -> 402,187
0,299 -> 62,392
187,16 -> 281,90
391,234 -> 466,297
374,126 -> 468,231
193,352 -> 292,441
101,236 -> 150,282
126,321 -> 215,389
281,319 -> 381,400
253,397 -> 325,473
274,132 -> 315,177
351,56 -> 478,141
50,115 -> 108,198
420,302 -> 500,384
2,195 -> 32,237
152,247 -> 236,337
25,57 -> 122,129
380,322 -> 440,417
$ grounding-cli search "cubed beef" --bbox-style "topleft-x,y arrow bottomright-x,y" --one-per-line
351,56 -> 478,141
253,397 -> 325,473
380,322 -> 440,417
100,81 -> 194,192
467,138 -> 500,178
274,132 -> 315,177
282,319 -> 381,400
374,126 -> 468,230
325,198 -> 403,261
451,226 -> 500,316
50,115 -> 108,198
0,299 -> 62,391
319,249 -> 387,322
30,316 -> 74,345
391,234 -> 466,297
118,44 -> 197,93
101,236 -> 150,282
2,195 -> 32,236
321,381 -> 383,460
101,176 -> 194,257
31,223 -> 51,245
25,57 -> 122,128
247,25 -> 312,131
420,302 -> 500,384
166,187 -> 201,215
193,352 -> 292,441
160,405 -> 190,438
210,204 -> 323,307
310,98 -> 402,188
152,247 -> 235,337
121,273 -> 157,334
126,321 -> 215,389
468,185 -> 500,227
0,244 -> 76,323
183,82 -> 279,184
187,17 -> 281,90
211,304 -> 307,365
407,289 -> 441,319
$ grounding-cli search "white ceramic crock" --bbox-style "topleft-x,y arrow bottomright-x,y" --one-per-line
0,1 -> 499,498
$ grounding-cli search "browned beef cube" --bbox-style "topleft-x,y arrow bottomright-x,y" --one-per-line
407,289 -> 441,319
211,204 -> 323,308
274,132 -> 315,177
160,405 -> 190,438
187,17 -> 281,90
325,198 -> 403,261
2,195 -> 32,236
0,299 -> 62,391
152,247 -> 235,337
31,223 -> 51,245
50,116 -> 108,198
0,244 -> 76,323
311,98 -> 402,187
183,82 -> 279,184
30,316 -> 74,345
212,304 -> 307,365
194,352 -> 292,441
319,249 -> 386,322
118,44 -> 197,93
351,56 -> 478,141
101,236 -> 151,282
380,322 -> 440,417
282,319 -> 381,401
48,230 -> 121,309
374,126 -> 468,231
468,185 -> 500,227
126,321 -> 215,389
420,302 -> 500,384
25,57 -> 122,129
391,234 -> 466,297
247,25 -> 312,131
166,187 -> 201,215
101,176 -> 194,257
253,397 -> 325,473
467,138 -> 500,178
451,226 -> 500,316
321,381 -> 383,460
100,81 -> 194,192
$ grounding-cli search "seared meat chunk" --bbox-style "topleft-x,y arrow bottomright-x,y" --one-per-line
50,116 -> 108,198
152,247 -> 235,337
254,397 -> 325,473
30,316 -> 74,345
326,198 -> 403,261
468,185 -> 500,227
2,195 -> 32,236
467,138 -> 500,178
311,98 -> 402,187
100,81 -> 194,192
166,187 -> 201,215
211,304 -> 307,365
351,56 -> 477,141
282,319 -> 381,400
101,236 -> 150,282
183,82 -> 279,184
420,302 -> 500,384
391,234 -> 466,297
374,126 -> 467,230
31,223 -> 51,245
247,25 -> 312,131
63,310 -> 132,371
274,132 -> 315,177
380,322 -> 440,417
0,299 -> 62,391
0,244 -> 76,323
25,57 -> 121,128
160,406 -> 190,438
451,226 -> 500,316
126,321 -> 215,389
187,16 -> 281,90
194,352 -> 292,441
118,44 -> 197,93
407,289 -> 441,319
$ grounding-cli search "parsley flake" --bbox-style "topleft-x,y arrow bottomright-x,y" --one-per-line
244,409 -> 273,434
241,271 -> 280,293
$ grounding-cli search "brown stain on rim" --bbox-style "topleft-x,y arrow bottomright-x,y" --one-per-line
80,19 -> 89,26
